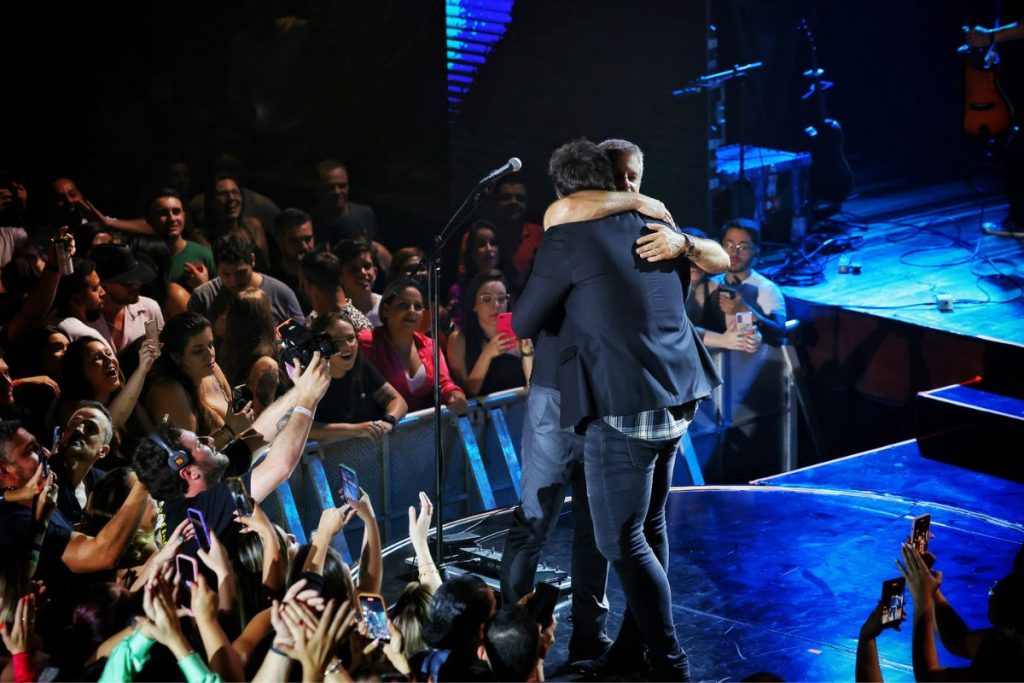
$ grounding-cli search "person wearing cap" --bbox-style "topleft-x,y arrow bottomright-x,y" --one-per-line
87,244 -> 165,354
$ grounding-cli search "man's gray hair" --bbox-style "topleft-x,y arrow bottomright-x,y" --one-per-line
598,138 -> 644,167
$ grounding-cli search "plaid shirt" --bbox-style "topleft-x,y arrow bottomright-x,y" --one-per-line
603,401 -> 696,441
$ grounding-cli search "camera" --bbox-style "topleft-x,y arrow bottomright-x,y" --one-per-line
277,318 -> 338,369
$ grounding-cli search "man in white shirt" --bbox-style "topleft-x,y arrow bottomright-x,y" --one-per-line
88,244 -> 164,353
713,218 -> 787,341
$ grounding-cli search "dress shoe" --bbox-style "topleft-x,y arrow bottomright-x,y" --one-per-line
567,633 -> 613,663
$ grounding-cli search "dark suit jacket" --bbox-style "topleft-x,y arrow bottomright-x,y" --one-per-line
513,212 -> 721,430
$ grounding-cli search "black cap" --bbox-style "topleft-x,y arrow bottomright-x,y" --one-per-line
92,244 -> 156,285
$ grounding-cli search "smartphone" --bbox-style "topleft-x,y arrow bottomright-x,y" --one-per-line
528,581 -> 559,628
145,318 -> 160,345
176,555 -> 198,607
338,464 -> 360,503
880,577 -> 906,627
226,477 -> 253,516
231,384 -> 253,414
735,311 -> 754,332
186,507 -> 212,552
359,593 -> 390,643
496,312 -> 517,343
911,514 -> 931,554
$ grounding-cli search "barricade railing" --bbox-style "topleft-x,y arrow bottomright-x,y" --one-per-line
261,345 -> 797,552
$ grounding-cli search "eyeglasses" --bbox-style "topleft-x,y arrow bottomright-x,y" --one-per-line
723,241 -> 754,254
392,301 -> 425,312
478,294 -> 511,305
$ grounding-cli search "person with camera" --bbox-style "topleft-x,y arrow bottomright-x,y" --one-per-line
307,310 -> 407,442
132,351 -> 331,559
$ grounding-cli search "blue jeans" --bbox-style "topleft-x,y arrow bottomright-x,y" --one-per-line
584,418 -> 688,681
500,385 -> 609,641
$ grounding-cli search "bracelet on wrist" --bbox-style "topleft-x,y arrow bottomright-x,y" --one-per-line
270,646 -> 290,658
291,406 -> 314,420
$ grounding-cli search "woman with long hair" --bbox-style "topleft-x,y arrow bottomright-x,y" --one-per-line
217,289 -> 283,416
143,312 -> 253,449
447,220 -> 510,331
446,269 -> 531,396
56,336 -> 158,434
360,277 -> 467,414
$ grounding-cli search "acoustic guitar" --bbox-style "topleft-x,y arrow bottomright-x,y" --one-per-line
960,24 -> 1015,137
798,19 -> 854,214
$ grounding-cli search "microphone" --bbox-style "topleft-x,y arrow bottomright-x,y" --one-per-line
477,157 -> 522,186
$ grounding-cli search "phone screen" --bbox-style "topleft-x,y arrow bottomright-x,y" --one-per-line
145,318 -> 160,344
186,507 -> 211,552
735,311 -> 754,332
496,312 -> 516,342
359,594 -> 390,642
231,384 -> 252,414
911,514 -> 931,554
339,465 -> 360,503
880,577 -> 906,626
176,555 -> 198,607
529,581 -> 559,628
226,478 -> 253,516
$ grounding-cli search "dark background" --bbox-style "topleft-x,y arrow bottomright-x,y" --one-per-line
0,0 -> 1006,244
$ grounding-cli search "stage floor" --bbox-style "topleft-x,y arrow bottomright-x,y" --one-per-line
380,439 -> 1024,681
768,188 -> 1024,349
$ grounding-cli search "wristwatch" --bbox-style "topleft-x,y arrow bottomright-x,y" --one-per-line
380,414 -> 398,430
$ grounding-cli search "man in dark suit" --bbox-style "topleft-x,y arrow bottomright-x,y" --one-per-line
513,139 -> 723,681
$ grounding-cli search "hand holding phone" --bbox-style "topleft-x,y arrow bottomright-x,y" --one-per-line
186,507 -> 212,552
880,577 -> 906,627
226,477 -> 253,516
527,581 -> 559,628
359,593 -> 391,643
910,514 -> 931,555
338,464 -> 360,503
231,384 -> 253,414
145,318 -> 160,344
496,312 -> 517,343
176,555 -> 198,607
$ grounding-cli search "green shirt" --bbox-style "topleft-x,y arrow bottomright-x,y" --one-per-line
171,240 -> 216,284
99,631 -> 221,683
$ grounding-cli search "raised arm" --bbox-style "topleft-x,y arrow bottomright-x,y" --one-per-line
635,224 -> 730,274
62,480 -> 149,573
350,491 -> 383,596
543,190 -> 674,229
109,339 -> 159,430
248,355 -> 330,502
6,233 -> 68,344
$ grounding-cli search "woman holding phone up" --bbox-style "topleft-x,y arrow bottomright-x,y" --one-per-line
446,269 -> 531,397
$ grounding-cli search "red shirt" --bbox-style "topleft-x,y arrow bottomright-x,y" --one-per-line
359,327 -> 463,412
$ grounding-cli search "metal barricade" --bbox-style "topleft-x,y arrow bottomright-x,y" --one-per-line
264,349 -> 797,547
274,388 -> 530,550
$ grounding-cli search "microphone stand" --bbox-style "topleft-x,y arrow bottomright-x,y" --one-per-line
422,175 -> 499,571
672,61 -> 763,220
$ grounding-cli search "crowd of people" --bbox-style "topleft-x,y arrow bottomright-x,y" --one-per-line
0,136 -> 813,683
